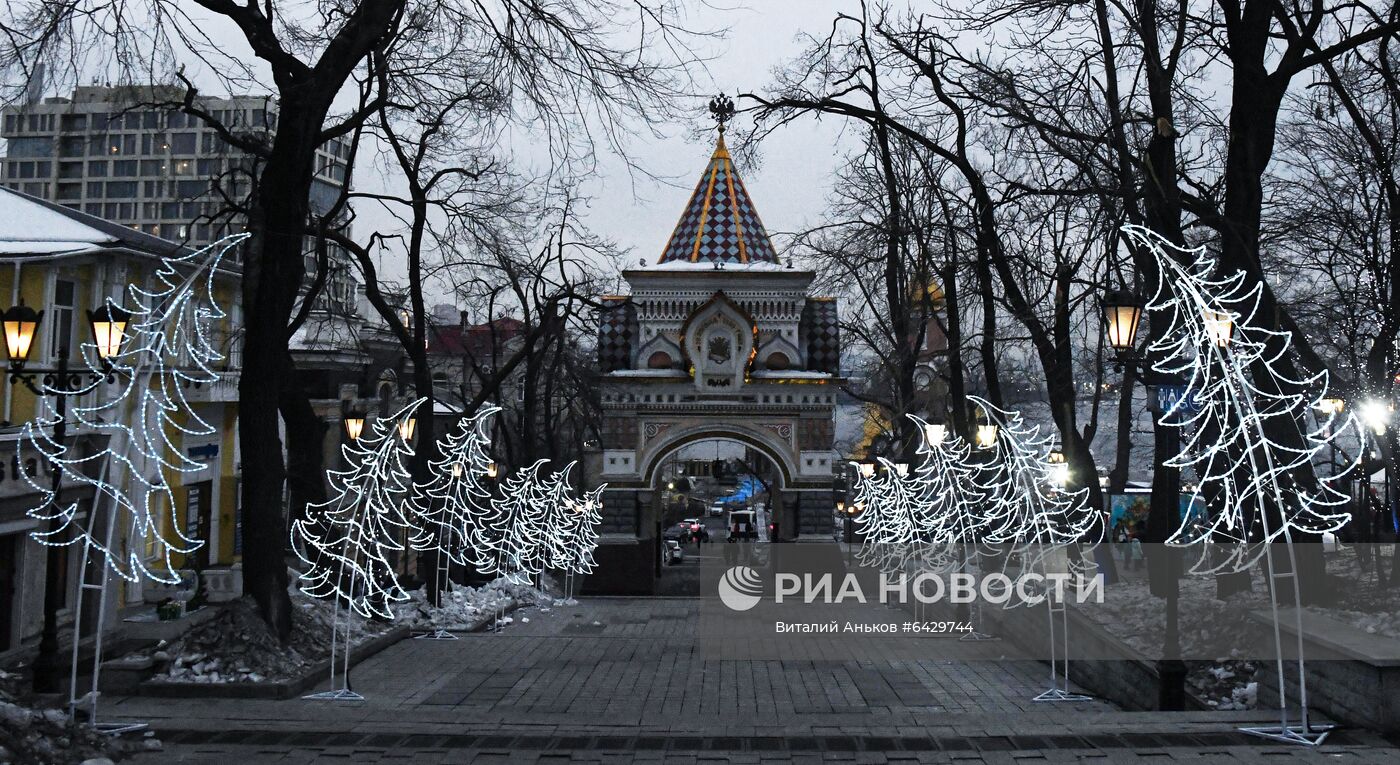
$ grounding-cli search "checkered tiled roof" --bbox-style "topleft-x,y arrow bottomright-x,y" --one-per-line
658,135 -> 780,264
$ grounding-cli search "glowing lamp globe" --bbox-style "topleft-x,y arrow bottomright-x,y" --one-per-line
1359,399 -> 1390,435
88,304 -> 132,360
1102,288 -> 1144,354
398,417 -> 417,443
1315,397 -> 1345,415
2,303 -> 41,365
343,412 -> 366,441
924,422 -> 947,445
1203,310 -> 1233,348
975,423 -> 998,449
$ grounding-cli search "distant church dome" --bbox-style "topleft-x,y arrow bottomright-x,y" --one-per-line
657,135 -> 780,265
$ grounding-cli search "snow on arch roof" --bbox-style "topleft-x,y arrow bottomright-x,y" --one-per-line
657,134 -> 780,265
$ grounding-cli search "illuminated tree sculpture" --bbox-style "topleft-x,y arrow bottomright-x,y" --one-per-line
560,486 -> 605,600
293,400 -> 423,701
17,232 -> 246,731
1125,224 -> 1362,745
409,405 -> 501,634
968,395 -> 1099,702
905,414 -> 994,638
535,461 -> 605,599
23,235 -> 248,585
477,459 -> 550,585
850,458 -> 920,572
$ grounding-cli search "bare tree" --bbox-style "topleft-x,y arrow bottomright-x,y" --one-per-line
0,0 -> 704,638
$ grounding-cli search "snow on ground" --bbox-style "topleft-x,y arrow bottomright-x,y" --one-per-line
0,669 -> 155,764
146,593 -> 395,685
390,577 -> 556,632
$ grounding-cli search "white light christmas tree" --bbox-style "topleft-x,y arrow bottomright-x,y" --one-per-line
966,396 -> 1098,556
966,395 -> 1099,702
560,486 -> 604,600
905,414 -> 996,639
475,458 -> 551,586
1124,224 -> 1364,745
850,458 -> 921,573
293,399 -> 423,701
22,235 -> 246,584
15,232 -> 247,731
409,405 -> 500,636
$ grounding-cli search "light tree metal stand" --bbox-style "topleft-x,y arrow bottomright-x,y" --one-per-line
1125,224 -> 1360,745
18,233 -> 248,733
410,405 -> 502,639
967,396 -> 1101,702
292,400 -> 422,700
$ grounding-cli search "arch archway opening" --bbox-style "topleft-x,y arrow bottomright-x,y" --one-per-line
649,436 -> 787,590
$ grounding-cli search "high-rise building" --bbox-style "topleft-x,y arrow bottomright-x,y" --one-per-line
1,85 -> 350,252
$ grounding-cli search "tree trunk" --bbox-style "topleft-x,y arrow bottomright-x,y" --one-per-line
240,99 -> 334,640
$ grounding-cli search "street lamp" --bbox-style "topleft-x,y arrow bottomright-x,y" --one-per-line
2,302 -> 41,366
486,461 -> 499,479
1102,288 -> 1145,355
1202,310 -> 1233,348
1048,449 -> 1070,489
1359,398 -> 1390,435
398,416 -> 417,443
87,304 -> 132,361
924,422 -> 947,445
1100,284 -> 1188,710
975,423 -> 998,450
4,301 -> 125,694
343,411 -> 366,441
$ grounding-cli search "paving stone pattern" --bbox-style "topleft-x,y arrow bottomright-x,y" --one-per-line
116,597 -> 1400,764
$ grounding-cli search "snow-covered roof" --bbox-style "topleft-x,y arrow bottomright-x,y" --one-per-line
606,369 -> 688,378
750,370 -> 835,379
0,187 -> 187,259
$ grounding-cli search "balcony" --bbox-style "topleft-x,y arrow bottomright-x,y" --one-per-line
182,370 -> 239,403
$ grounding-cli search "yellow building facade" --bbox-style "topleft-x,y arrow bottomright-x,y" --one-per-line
0,188 -> 241,654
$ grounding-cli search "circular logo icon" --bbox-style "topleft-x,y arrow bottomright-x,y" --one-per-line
717,565 -> 763,611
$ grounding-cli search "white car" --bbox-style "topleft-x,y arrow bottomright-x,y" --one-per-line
664,539 -> 685,564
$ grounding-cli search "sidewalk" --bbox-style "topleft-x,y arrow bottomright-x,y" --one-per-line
115,597 -> 1399,763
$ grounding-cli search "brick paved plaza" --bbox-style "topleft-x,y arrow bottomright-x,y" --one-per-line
111,596 -> 1400,764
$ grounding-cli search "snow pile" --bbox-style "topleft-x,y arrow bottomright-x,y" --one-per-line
391,577 -> 555,632
147,594 -> 393,684
0,701 -> 158,764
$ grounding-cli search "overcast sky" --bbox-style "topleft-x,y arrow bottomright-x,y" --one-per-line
577,1 -> 855,268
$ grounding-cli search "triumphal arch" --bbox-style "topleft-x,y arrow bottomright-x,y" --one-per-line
587,116 -> 841,592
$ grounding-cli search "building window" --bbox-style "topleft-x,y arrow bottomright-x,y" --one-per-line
49,278 -> 76,358
171,132 -> 197,153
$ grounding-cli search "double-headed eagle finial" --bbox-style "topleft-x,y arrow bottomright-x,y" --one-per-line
709,93 -> 735,134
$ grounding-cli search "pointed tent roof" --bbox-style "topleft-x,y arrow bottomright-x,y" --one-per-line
658,135 -> 780,264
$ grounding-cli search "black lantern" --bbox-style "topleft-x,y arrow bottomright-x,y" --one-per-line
2,302 -> 42,366
87,304 -> 132,361
1102,288 -> 1145,355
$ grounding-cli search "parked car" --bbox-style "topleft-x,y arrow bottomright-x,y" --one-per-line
680,518 -> 709,542
664,539 -> 685,564
708,501 -> 725,517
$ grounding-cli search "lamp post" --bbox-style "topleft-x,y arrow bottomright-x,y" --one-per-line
4,301 -> 129,693
1359,398 -> 1391,559
1101,286 -> 1195,711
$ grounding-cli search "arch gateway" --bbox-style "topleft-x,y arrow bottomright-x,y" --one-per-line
585,132 -> 841,593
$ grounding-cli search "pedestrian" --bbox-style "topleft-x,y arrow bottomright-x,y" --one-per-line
1129,527 -> 1145,571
